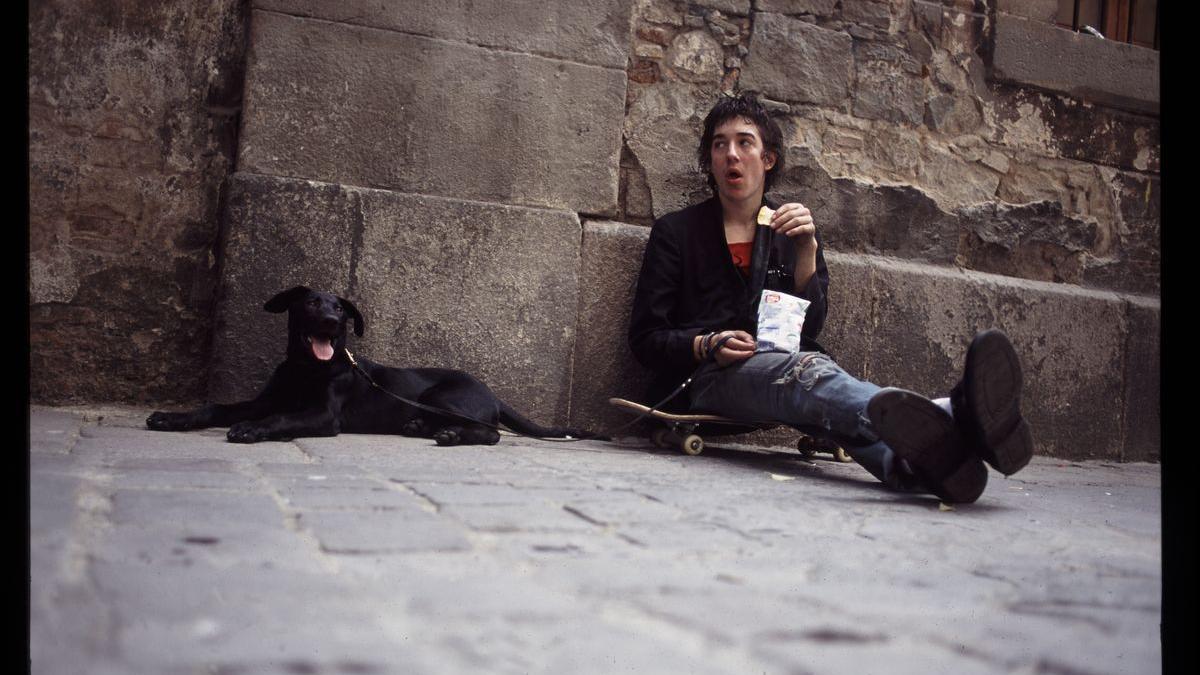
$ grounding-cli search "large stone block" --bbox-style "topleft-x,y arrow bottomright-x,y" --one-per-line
842,255 -> 1130,460
772,153 -> 960,266
1121,295 -> 1159,462
741,13 -> 853,106
239,10 -> 625,213
252,0 -> 634,70
852,41 -> 926,126
210,172 -> 581,426
568,221 -> 655,432
28,0 -> 246,405
991,13 -> 1159,114
818,252 -> 874,379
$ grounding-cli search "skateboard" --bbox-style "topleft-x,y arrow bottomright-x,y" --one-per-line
608,397 -> 852,462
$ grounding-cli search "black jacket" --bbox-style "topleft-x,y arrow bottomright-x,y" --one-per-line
628,196 -> 830,408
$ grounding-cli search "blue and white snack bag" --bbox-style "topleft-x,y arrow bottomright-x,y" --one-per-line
756,289 -> 810,353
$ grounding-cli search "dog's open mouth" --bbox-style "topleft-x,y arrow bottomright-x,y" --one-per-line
306,334 -> 336,361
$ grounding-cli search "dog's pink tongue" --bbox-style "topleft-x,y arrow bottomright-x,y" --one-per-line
311,337 -> 334,361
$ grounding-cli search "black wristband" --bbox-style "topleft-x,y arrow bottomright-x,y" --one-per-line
702,331 -> 718,361
707,334 -> 735,362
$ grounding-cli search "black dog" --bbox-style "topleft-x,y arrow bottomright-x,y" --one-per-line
147,286 -> 595,446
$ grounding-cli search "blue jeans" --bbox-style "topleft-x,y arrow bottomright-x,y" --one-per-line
688,351 -> 913,488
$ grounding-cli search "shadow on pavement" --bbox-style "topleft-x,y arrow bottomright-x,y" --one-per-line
606,437 -> 1017,512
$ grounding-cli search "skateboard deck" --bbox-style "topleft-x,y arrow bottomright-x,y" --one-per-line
608,397 -> 851,462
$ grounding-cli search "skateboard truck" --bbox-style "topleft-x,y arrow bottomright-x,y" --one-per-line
795,435 -> 852,463
650,424 -> 706,455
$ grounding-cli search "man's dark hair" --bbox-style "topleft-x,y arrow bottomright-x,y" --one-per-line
697,91 -> 786,194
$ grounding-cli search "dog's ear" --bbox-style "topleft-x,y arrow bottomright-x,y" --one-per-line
263,286 -> 312,313
338,296 -> 365,337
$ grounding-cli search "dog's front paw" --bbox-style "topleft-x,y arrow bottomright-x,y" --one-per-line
401,418 -> 429,437
227,422 -> 273,444
147,411 -> 195,431
432,428 -> 460,446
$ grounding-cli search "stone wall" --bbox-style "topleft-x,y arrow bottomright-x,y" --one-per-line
29,0 -> 248,404
599,0 -> 1160,460
619,0 -> 1159,295
28,0 -> 1159,460
206,0 -> 632,427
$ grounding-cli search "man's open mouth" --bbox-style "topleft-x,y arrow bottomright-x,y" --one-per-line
725,169 -> 744,183
305,333 -> 337,361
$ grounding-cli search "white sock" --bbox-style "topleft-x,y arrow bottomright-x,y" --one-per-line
933,397 -> 952,417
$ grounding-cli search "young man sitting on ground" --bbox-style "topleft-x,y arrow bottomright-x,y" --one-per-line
627,92 -> 1034,503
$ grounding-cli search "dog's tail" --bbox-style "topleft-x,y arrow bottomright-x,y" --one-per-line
498,402 -> 609,442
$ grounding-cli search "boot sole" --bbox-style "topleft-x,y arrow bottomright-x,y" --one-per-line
867,388 -> 986,504
966,330 -> 1034,476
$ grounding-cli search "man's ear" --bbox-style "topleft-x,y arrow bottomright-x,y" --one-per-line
263,286 -> 312,313
762,150 -> 777,172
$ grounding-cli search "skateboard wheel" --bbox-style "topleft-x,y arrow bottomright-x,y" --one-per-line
833,446 -> 852,463
651,428 -> 670,448
682,434 -> 704,455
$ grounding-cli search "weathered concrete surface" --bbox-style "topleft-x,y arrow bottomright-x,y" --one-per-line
755,0 -> 840,17
852,40 -> 926,126
987,85 -> 1160,174
622,81 -> 713,218
569,221 -> 655,432
840,253 -> 1140,461
991,13 -> 1160,115
1121,295 -> 1160,463
556,219 -> 1158,461
239,9 -> 626,214
739,12 -> 854,107
28,0 -> 247,405
210,172 -> 581,426
771,153 -> 1160,295
30,405 -> 1162,674
995,0 -> 1059,22
253,0 -> 634,70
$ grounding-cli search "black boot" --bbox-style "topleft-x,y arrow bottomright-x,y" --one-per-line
867,388 -> 987,504
949,329 -> 1034,476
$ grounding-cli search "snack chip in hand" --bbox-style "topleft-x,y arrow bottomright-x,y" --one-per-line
756,206 -> 775,225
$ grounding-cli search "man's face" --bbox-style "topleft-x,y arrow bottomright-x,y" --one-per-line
709,116 -> 776,205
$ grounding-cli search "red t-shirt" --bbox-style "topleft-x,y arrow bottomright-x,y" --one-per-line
728,241 -> 753,277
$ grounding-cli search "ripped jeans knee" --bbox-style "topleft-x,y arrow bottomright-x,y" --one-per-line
777,352 -> 839,391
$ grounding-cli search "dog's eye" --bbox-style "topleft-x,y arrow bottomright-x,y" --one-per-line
333,305 -> 343,313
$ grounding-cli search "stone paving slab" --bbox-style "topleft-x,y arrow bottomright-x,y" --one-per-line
30,405 -> 1161,674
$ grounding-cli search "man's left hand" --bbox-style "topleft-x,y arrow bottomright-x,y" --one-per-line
769,203 -> 816,248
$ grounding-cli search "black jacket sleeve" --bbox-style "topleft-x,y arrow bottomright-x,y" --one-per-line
628,219 -> 704,374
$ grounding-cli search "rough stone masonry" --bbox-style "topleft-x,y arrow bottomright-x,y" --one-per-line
28,0 -> 1158,461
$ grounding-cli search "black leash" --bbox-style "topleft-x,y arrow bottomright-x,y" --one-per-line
344,337 -> 746,444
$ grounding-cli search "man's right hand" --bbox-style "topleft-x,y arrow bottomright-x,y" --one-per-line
695,330 -> 757,367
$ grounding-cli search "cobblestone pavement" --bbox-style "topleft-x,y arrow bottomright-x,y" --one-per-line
30,405 -> 1161,675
